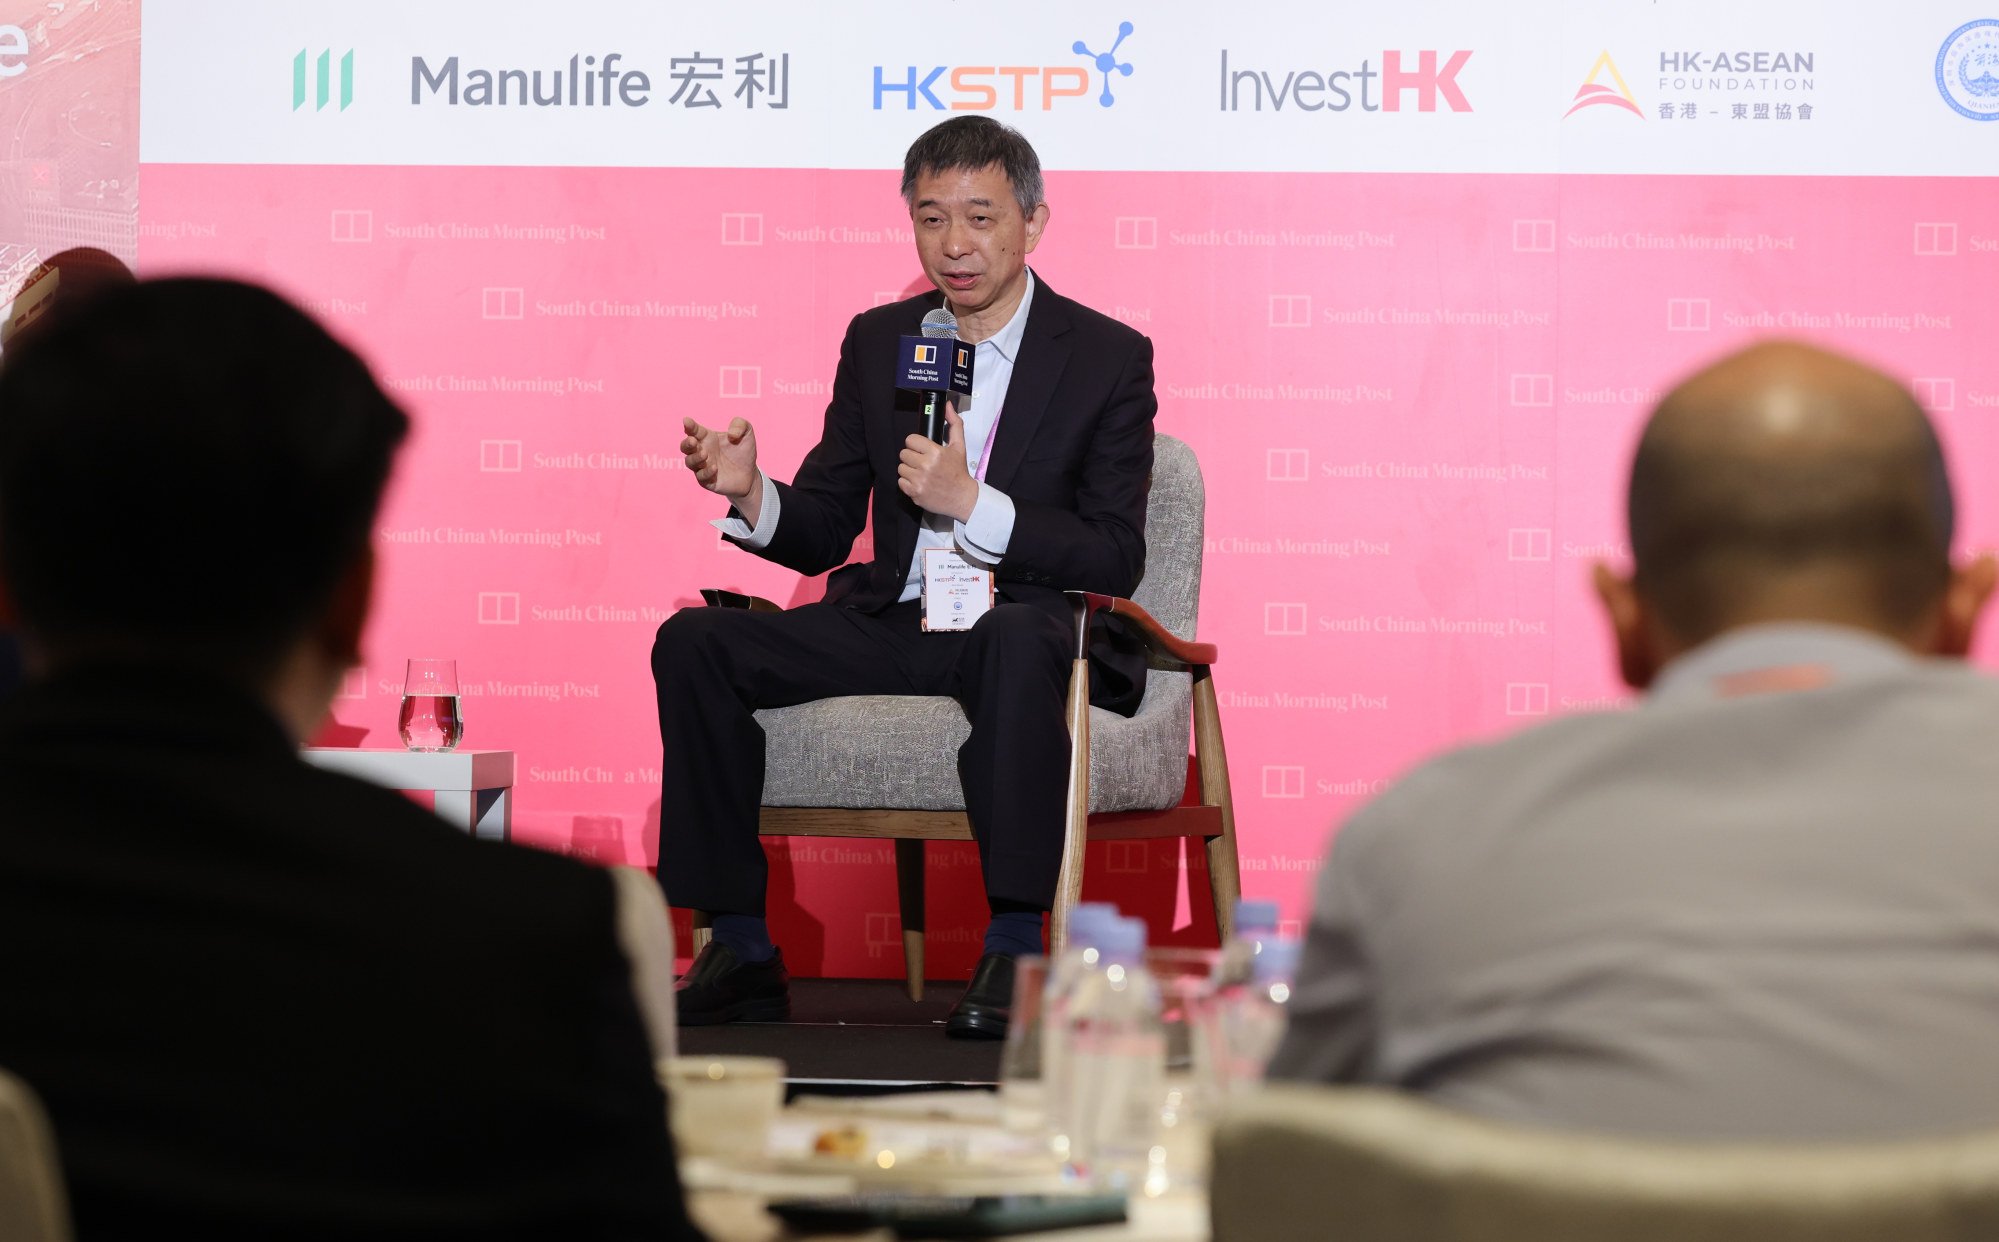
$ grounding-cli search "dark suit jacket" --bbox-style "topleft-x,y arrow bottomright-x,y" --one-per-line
0,664 -> 705,1241
743,277 -> 1157,708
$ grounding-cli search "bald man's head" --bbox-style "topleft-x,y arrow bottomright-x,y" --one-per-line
1627,341 -> 1954,645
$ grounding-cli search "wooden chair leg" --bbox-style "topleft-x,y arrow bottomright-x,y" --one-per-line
1050,654 -> 1093,956
1193,666 -> 1243,944
896,839 -> 926,1002
689,910 -> 713,958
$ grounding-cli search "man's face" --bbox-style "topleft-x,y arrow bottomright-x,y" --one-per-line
908,162 -> 1047,319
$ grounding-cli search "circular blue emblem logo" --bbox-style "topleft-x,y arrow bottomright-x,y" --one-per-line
1937,19 -> 1999,120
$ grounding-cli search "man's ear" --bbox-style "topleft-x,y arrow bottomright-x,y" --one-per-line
1023,202 -> 1049,255
1593,562 -> 1658,690
1933,553 -> 1998,659
318,543 -> 376,668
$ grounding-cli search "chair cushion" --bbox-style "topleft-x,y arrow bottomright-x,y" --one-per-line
757,669 -> 1192,814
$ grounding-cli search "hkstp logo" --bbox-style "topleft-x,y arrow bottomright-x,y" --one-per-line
1936,19 -> 1999,120
874,20 -> 1133,110
294,47 -> 353,111
1564,50 -> 1641,118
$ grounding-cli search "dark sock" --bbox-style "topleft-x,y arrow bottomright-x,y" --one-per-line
709,913 -> 775,963
982,909 -> 1046,959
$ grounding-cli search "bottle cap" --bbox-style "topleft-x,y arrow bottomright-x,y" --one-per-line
1252,939 -> 1302,986
1234,898 -> 1280,933
1068,904 -> 1119,949
1097,916 -> 1147,965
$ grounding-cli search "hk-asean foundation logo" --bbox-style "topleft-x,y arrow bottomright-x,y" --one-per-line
1936,19 -> 1999,120
1564,51 -> 1641,119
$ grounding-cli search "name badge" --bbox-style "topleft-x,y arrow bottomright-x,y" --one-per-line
920,548 -> 995,632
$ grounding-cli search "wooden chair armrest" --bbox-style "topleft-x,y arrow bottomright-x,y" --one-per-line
1065,590 -> 1218,666
699,588 -> 783,613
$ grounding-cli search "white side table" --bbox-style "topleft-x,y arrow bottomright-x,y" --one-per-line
301,748 -> 515,842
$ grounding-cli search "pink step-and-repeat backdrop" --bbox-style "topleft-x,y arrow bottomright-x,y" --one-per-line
13,1 -> 1999,976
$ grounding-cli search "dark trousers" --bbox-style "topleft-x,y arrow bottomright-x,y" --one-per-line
651,599 -> 1091,917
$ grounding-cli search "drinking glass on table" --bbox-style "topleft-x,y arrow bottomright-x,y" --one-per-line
998,955 -> 1050,1133
1146,946 -> 1223,1191
399,658 -> 464,752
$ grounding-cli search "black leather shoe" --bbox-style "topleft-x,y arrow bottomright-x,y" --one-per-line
676,943 -> 790,1026
944,953 -> 1015,1040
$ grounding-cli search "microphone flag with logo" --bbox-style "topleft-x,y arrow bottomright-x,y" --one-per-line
896,308 -> 974,444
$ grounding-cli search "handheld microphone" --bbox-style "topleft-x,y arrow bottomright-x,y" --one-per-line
918,309 -> 956,444
895,309 -> 975,446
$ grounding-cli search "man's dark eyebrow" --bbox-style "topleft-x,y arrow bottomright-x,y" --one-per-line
911,196 -> 999,211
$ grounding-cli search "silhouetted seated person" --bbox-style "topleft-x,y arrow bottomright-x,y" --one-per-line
0,278 -> 705,1239
1271,341 -> 1999,1141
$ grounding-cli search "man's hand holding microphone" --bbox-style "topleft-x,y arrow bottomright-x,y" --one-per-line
898,404 -> 978,523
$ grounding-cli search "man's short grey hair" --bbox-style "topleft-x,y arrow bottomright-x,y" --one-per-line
900,116 -> 1045,217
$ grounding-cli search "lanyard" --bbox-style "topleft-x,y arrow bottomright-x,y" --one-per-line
973,400 -> 1004,484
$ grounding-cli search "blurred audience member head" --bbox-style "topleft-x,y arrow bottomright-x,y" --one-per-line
0,277 -> 409,737
1594,340 -> 1996,689
2,246 -> 137,352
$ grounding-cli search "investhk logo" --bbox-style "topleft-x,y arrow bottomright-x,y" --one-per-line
294,48 -> 354,111
872,20 -> 1134,109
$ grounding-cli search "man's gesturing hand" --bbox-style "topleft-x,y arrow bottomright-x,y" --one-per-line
682,416 -> 761,521
898,405 -> 980,523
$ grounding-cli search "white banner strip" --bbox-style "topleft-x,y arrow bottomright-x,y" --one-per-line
139,0 -> 1999,176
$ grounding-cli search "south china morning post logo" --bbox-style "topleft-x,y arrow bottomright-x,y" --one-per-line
873,20 -> 1133,110
1936,20 -> 1999,120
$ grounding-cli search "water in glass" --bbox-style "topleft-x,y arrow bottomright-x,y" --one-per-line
400,658 -> 463,752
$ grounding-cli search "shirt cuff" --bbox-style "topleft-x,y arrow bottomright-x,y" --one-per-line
709,470 -> 779,548
955,482 -> 1014,566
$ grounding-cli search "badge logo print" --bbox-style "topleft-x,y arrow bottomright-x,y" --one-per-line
1936,19 -> 1999,120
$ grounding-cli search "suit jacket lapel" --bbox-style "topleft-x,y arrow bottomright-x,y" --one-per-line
983,282 -> 1073,494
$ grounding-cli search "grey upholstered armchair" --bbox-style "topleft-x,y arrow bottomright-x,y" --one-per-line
697,433 -> 1241,999
1211,1085 -> 1999,1242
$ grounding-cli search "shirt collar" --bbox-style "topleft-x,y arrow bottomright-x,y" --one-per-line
1649,622 -> 1921,705
979,268 -> 1035,365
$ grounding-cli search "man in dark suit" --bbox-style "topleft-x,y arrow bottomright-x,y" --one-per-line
0,279 -> 705,1240
656,117 -> 1155,1038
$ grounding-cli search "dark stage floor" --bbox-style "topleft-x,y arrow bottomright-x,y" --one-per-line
678,978 -> 1002,1089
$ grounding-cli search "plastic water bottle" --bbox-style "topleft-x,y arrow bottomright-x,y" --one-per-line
1216,898 -> 1281,989
1039,903 -> 1119,1159
1210,939 -> 1300,1099
1064,916 -> 1166,1190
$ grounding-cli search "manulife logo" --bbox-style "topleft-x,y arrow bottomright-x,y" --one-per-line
294,48 -> 354,111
